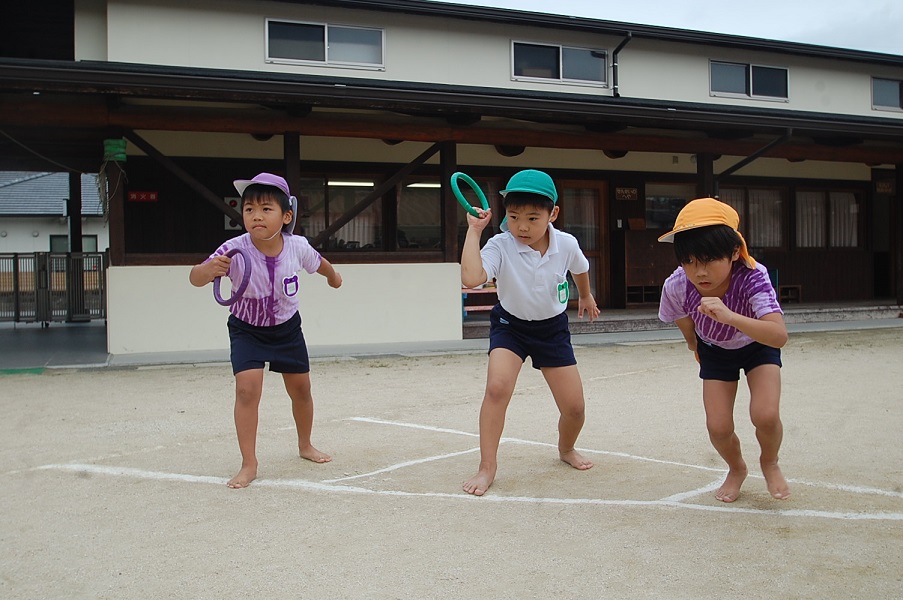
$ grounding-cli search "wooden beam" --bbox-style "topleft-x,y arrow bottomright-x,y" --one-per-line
3,96 -> 903,165
122,130 -> 243,224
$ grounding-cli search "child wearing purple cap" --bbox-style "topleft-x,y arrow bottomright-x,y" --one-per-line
190,173 -> 342,488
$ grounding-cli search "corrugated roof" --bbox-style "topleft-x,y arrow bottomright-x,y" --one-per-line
0,171 -> 104,216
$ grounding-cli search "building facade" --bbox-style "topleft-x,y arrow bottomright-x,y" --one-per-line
1,0 -> 901,354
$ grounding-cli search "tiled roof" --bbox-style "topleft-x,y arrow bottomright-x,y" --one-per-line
0,171 -> 104,216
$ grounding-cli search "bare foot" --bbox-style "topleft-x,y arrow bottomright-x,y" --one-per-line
715,465 -> 748,502
560,449 -> 594,470
300,444 -> 332,463
463,466 -> 496,496
761,461 -> 791,499
227,464 -> 257,489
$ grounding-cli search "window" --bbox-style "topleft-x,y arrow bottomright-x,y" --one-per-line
795,191 -> 859,248
49,235 -> 99,252
719,188 -> 783,248
711,61 -> 788,100
398,183 -> 441,249
513,42 -> 607,84
267,20 -> 383,67
644,183 -> 695,229
872,77 -> 903,110
298,178 -> 381,250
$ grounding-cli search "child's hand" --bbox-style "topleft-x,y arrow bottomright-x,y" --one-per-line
697,297 -> 735,325
327,271 -> 342,289
206,255 -> 231,280
577,294 -> 600,322
466,208 -> 492,231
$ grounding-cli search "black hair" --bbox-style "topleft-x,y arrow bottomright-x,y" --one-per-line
241,183 -> 292,213
502,191 -> 555,213
673,224 -> 742,265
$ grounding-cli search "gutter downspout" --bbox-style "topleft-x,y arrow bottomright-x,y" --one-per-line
612,32 -> 633,98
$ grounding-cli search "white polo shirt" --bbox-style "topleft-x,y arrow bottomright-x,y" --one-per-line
480,224 -> 590,321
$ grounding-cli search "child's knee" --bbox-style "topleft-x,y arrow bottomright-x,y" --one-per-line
706,419 -> 734,440
484,379 -> 513,404
235,383 -> 261,405
751,409 -> 781,432
559,401 -> 585,421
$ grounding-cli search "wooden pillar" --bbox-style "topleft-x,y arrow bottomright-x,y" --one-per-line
696,153 -> 715,198
67,172 -> 83,252
105,161 -> 126,266
895,164 -> 903,305
440,141 -> 458,262
284,132 -> 303,232
66,172 -> 86,321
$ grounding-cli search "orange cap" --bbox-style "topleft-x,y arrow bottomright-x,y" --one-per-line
657,198 -> 756,268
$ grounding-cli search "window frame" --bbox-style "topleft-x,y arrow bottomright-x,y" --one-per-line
794,189 -> 861,249
871,77 -> 903,112
710,60 -> 789,102
719,186 -> 786,250
265,19 -> 385,70
511,40 -> 608,87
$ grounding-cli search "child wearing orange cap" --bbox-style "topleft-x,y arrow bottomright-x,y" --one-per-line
658,198 -> 790,502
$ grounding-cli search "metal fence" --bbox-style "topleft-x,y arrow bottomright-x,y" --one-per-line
0,252 -> 107,324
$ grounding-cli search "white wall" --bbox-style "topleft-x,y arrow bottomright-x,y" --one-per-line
106,262 -> 463,355
95,0 -> 903,121
74,0 -> 108,61
0,218 -> 110,253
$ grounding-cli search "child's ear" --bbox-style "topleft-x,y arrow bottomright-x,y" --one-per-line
283,210 -> 293,225
549,205 -> 560,222
731,248 -> 741,262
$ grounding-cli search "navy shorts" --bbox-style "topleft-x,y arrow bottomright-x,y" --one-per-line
227,312 -> 310,375
488,304 -> 576,370
696,335 -> 782,382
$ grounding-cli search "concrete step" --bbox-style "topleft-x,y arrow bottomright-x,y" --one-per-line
462,303 -> 902,339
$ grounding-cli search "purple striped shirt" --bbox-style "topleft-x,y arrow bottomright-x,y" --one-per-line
658,262 -> 782,350
207,233 -> 322,327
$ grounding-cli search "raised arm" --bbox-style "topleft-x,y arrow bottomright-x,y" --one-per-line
461,208 -> 491,289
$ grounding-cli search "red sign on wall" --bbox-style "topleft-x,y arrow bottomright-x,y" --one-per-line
127,191 -> 159,202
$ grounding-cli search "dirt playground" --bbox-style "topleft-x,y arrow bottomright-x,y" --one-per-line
2,326 -> 902,599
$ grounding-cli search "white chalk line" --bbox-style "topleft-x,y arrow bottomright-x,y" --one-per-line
349,417 -> 903,500
21,416 -> 903,521
322,447 -> 480,483
584,364 -> 680,382
34,463 -> 903,521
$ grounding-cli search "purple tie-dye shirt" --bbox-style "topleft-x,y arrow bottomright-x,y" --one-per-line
207,233 -> 322,327
658,261 -> 782,350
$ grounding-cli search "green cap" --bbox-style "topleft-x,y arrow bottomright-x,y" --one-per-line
500,169 -> 558,203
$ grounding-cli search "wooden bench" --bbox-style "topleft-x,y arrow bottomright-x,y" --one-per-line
462,286 -> 497,315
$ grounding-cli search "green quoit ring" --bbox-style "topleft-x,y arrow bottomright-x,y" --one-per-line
450,172 -> 490,217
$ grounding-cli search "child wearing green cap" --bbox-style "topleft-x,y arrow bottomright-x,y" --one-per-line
461,169 -> 600,496
658,198 -> 790,502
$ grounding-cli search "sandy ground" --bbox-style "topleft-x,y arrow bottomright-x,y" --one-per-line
2,327 -> 902,599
